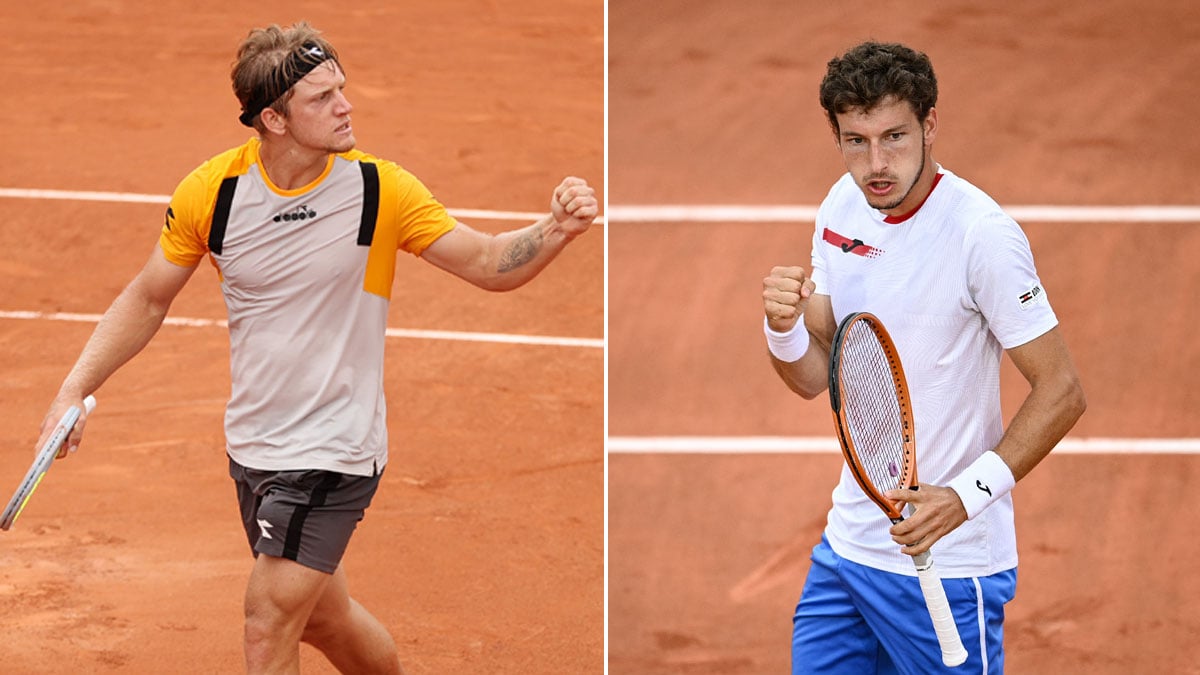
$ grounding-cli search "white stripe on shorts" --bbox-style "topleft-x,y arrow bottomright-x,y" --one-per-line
973,576 -> 987,673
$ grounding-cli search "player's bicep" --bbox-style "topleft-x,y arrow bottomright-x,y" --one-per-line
1005,326 -> 1082,393
418,221 -> 491,285
126,243 -> 198,312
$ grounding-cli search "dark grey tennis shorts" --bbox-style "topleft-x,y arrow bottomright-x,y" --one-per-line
229,456 -> 382,574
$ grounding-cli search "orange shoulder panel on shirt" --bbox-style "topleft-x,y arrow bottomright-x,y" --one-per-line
159,139 -> 259,270
351,151 -> 457,299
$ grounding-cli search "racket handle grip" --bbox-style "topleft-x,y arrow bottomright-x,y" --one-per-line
63,396 -> 97,455
913,553 -> 969,667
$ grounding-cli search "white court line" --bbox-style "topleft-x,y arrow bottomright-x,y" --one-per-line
0,310 -> 603,349
607,436 -> 1200,455
0,187 -> 607,224
607,204 -> 1200,223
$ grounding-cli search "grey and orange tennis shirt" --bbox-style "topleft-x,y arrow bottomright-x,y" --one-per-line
160,137 -> 457,476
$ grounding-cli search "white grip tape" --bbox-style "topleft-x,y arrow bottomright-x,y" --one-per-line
912,552 -> 968,667
68,396 -> 98,454
947,450 -> 1016,520
763,317 -> 810,362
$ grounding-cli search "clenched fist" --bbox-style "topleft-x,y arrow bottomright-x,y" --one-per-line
762,265 -> 816,333
550,176 -> 598,238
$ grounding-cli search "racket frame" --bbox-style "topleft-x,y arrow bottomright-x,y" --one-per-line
828,311 -> 918,516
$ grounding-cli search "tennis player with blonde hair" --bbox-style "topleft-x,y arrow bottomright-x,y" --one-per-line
37,21 -> 597,674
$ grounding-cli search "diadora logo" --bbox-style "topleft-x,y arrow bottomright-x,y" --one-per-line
273,204 -> 317,223
822,228 -> 884,258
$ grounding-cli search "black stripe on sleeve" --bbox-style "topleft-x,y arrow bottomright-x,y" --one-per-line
357,161 -> 380,246
208,176 -> 239,255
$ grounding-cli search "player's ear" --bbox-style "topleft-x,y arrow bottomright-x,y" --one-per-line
922,107 -> 938,146
260,107 -> 287,137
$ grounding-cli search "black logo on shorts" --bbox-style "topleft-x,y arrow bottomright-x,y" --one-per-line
273,204 -> 317,223
976,480 -> 992,497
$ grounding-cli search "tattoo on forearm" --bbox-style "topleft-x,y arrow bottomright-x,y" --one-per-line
497,228 -> 543,273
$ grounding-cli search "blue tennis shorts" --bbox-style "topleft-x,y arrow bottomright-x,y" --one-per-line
792,536 -> 1017,674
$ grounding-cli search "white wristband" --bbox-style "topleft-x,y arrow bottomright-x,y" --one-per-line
947,451 -> 1016,520
764,317 -> 811,362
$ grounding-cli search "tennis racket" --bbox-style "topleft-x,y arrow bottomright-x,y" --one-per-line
828,312 -> 967,667
1,395 -> 97,531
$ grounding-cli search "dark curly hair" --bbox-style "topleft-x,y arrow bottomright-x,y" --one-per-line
819,42 -> 938,133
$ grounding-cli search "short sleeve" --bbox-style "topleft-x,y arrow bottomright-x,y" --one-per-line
159,172 -> 211,267
966,214 -> 1058,349
810,226 -> 831,301
381,163 -> 457,255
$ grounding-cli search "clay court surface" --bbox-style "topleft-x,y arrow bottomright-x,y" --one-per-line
608,1 -> 1199,673
0,1 -> 602,673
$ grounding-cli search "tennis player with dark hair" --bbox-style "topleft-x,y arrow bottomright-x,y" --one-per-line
762,41 -> 1086,673
37,21 -> 597,674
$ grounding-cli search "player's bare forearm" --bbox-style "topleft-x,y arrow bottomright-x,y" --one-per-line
989,328 -> 1087,480
43,286 -> 168,454
482,214 -> 580,291
422,216 -> 577,292
45,247 -> 194,450
421,177 -> 596,291
58,281 -> 172,400
485,176 -> 596,290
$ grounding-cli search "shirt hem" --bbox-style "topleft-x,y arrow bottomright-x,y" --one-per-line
226,448 -> 387,478
825,529 -> 1018,578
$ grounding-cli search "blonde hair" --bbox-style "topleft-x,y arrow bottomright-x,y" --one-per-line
231,22 -> 342,130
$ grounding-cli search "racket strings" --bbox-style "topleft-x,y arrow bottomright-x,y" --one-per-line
840,322 -> 909,494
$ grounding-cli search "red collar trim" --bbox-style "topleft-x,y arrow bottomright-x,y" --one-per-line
882,172 -> 943,224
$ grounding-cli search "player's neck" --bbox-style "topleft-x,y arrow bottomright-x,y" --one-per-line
881,159 -> 940,223
258,137 -> 332,191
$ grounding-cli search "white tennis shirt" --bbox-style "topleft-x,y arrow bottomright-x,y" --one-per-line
809,167 -> 1058,577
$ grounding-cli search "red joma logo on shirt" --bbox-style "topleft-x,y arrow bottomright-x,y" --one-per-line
823,228 -> 883,258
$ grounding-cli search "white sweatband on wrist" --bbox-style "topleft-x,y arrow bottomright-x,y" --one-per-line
764,317 -> 811,362
947,451 -> 1016,520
